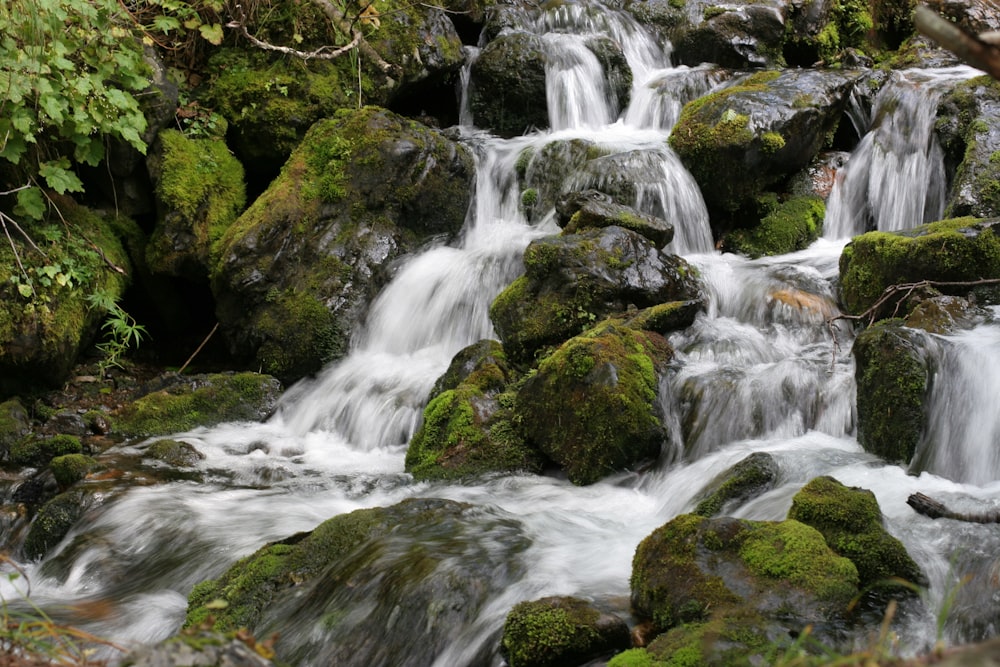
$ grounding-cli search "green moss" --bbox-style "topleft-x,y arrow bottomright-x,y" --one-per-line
694,452 -> 778,517
22,490 -> 86,560
255,288 -> 343,380
147,438 -> 204,467
10,434 -> 82,467
115,372 -> 281,438
501,599 -> 604,667
738,520 -> 859,602
839,218 -> 1000,315
726,194 -> 824,258
49,454 -> 97,488
760,132 -> 785,153
608,648 -> 665,667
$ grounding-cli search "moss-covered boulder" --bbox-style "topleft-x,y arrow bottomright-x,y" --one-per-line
9,434 -> 83,468
563,196 -> 675,249
852,320 -> 931,464
113,372 -> 282,438
0,398 -> 31,462
0,200 -> 138,395
515,320 -> 672,485
788,476 -> 926,595
22,489 -> 90,560
490,226 -> 702,366
468,31 -> 549,137
211,107 -> 474,382
145,438 -> 205,468
500,596 -> 630,667
693,452 -> 780,517
669,69 -> 861,217
723,193 -> 825,258
838,218 -> 1000,316
937,77 -> 1000,220
186,498 -> 528,667
428,339 -> 510,400
49,454 -> 97,489
145,129 -> 246,281
630,514 -> 859,642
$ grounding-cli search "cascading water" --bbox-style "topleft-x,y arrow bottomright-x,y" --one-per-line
5,2 -> 1000,665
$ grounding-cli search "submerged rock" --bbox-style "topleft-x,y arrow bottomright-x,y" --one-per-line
500,596 -> 630,667
185,498 -> 528,667
693,451 -> 780,517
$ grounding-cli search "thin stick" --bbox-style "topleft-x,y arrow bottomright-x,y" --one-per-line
177,322 -> 219,375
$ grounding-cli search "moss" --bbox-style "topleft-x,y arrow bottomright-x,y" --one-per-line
788,476 -> 924,593
114,372 -> 281,438
515,320 -> 670,485
726,194 -> 824,258
501,597 -> 620,667
839,218 -> 1000,315
49,454 -> 97,488
146,439 -> 205,467
760,132 -> 786,153
694,452 -> 779,517
255,289 -> 343,380
640,611 -> 771,667
22,490 -> 86,560
0,398 -> 30,456
10,434 -> 83,467
520,188 -> 539,208
607,649 -> 665,667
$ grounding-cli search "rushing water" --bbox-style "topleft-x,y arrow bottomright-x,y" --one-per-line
5,3 -> 1000,664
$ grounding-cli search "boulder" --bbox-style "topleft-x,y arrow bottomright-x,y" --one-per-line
852,320 -> 932,465
113,372 -> 283,438
838,218 -> 1000,316
122,630 -> 275,667
186,498 -> 528,667
788,476 -> 926,596
500,596 -> 630,667
211,107 -> 474,382
490,226 -> 702,365
938,76 -> 1000,220
514,320 -> 672,485
670,0 -> 787,69
468,31 -> 549,137
693,452 -> 780,517
0,398 -> 31,462
562,195 -> 675,249
723,192 -> 825,258
669,69 -> 863,217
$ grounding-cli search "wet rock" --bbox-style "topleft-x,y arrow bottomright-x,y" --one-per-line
22,489 -> 92,560
429,339 -> 511,400
693,451 -> 779,517
904,294 -> 992,334
924,0 -> 1000,34
146,439 -> 206,468
490,226 -> 702,365
563,197 -> 675,249
669,69 -> 863,217
145,129 -> 246,281
0,398 -> 31,462
468,31 -> 549,137
211,107 -> 473,382
938,77 -> 1000,219
514,320 -> 672,485
789,476 -> 926,596
852,320 -> 932,465
722,192 -> 825,258
500,596 -> 630,667
49,454 -> 98,489
838,218 -> 1000,316
185,498 -> 529,667
46,409 -> 89,437
584,35 -> 633,115
114,372 -> 283,438
630,514 -> 859,652
670,0 -> 787,68
521,139 -> 599,217
122,630 -> 275,667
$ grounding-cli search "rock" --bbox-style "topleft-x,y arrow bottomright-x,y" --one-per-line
789,476 -> 926,596
938,76 -> 1000,220
669,69 -> 863,217
49,454 -> 97,489
500,596 -> 630,667
490,226 -> 702,365
468,31 -> 549,137
904,294 -> 992,334
46,410 -> 89,437
630,514 -> 859,647
564,198 -> 675,249
514,320 -> 672,485
113,372 -> 283,438
22,489 -> 91,560
0,398 -> 31,462
185,498 -> 528,667
852,320 -> 932,465
583,35 -> 632,115
670,0 -> 787,69
693,452 -> 780,517
9,434 -> 83,468
146,129 -> 247,281
722,193 -> 825,258
428,339 -> 511,400
146,439 -> 206,468
838,218 -> 1000,316
211,107 -> 474,382
122,630 -> 275,667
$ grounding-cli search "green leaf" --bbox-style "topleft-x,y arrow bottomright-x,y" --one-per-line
39,159 -> 84,194
198,23 -> 224,45
17,283 -> 33,298
15,187 -> 45,220
151,14 -> 181,33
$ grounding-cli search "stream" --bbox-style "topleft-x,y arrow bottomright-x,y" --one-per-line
4,2 -> 1000,665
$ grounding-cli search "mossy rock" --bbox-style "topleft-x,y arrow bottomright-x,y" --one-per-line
838,218 -> 1000,316
9,434 -> 83,467
788,476 -> 926,594
693,452 -> 779,517
211,107 -> 473,382
0,398 -> 31,461
146,129 -> 246,280
114,372 -> 283,438
121,629 -> 275,667
468,31 -> 548,137
500,596 -> 630,667
22,490 -> 89,560
404,384 -> 544,481
723,193 -> 825,258
49,454 -> 97,488
146,438 -> 205,468
186,498 -> 528,665
852,320 -> 931,464
428,339 -> 511,400
515,320 -> 672,485
630,514 -> 859,636
624,301 -> 703,337
564,199 -> 675,249
939,77 -> 1000,220
0,199 -> 137,394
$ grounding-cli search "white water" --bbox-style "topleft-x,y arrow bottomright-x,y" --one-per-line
5,3 -> 1000,664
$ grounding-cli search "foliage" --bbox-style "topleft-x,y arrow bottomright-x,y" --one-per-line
86,290 -> 148,376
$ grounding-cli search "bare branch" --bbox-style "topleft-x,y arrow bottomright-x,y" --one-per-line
828,277 -> 1000,328
914,5 -> 1000,79
226,5 -> 362,60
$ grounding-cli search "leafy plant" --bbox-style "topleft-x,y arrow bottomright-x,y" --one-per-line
86,290 -> 148,376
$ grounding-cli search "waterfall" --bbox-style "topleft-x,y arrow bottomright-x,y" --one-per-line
823,67 -> 981,239
8,3 -> 1000,665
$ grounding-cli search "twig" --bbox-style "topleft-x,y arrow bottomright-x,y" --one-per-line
177,322 -> 219,375
227,4 -> 362,60
828,277 -> 1000,328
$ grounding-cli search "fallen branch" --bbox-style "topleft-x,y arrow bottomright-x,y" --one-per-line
908,492 -> 1000,523
177,322 -> 219,375
226,4 -> 362,60
828,277 -> 1000,328
914,5 -> 1000,80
